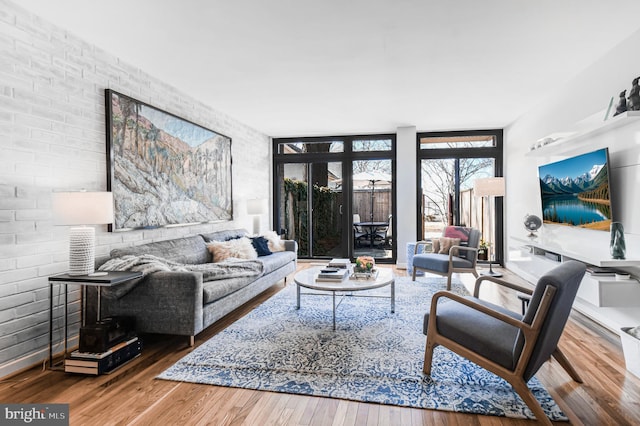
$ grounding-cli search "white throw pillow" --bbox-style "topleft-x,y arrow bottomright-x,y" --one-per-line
262,230 -> 285,252
207,237 -> 258,262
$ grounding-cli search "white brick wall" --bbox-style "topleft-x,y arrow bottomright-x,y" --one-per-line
0,0 -> 272,378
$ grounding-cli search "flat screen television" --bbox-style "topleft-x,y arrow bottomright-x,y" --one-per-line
538,148 -> 612,231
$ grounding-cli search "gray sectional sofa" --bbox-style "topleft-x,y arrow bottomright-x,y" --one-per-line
95,229 -> 297,345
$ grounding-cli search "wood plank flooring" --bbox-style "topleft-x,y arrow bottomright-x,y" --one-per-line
1,263 -> 639,425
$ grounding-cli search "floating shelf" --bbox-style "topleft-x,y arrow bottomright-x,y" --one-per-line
511,235 -> 640,268
525,110 -> 640,157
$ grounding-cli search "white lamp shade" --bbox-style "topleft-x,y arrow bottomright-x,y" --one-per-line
52,191 -> 113,276
474,177 -> 505,198
246,199 -> 267,235
52,191 -> 114,225
246,199 -> 267,215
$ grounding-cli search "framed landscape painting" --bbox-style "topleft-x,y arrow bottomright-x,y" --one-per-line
105,89 -> 233,231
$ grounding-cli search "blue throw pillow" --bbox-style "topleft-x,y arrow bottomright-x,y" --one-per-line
251,236 -> 272,257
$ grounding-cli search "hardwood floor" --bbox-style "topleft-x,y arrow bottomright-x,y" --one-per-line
2,264 -> 639,425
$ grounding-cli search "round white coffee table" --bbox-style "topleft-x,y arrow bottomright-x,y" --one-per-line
293,267 -> 395,330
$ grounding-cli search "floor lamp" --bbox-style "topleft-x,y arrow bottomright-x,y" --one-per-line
474,177 -> 505,277
52,191 -> 114,276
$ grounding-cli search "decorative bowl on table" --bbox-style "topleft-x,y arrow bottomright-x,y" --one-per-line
352,256 -> 377,279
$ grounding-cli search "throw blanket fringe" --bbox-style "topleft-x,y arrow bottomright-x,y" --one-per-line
98,254 -> 264,299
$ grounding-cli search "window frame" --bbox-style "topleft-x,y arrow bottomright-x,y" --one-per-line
416,129 -> 504,264
273,133 -> 397,262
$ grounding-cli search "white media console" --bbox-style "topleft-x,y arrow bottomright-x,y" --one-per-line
507,231 -> 640,335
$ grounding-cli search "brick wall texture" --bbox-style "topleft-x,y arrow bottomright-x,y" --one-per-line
0,0 -> 271,377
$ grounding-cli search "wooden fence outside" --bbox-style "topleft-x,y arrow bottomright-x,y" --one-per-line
352,188 -> 391,222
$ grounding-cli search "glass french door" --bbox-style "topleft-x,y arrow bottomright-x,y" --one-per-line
420,157 -> 495,236
418,130 -> 503,263
274,134 -> 396,262
352,159 -> 393,260
277,161 -> 343,258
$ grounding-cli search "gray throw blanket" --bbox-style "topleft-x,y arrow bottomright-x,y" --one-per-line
98,254 -> 264,299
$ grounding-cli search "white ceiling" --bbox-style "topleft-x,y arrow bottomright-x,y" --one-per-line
17,0 -> 640,137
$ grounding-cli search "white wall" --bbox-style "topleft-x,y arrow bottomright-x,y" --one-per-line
395,126 -> 417,268
0,1 -> 271,377
505,28 -> 640,330
505,27 -> 640,254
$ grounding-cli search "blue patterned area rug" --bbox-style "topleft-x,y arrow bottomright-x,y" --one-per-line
158,276 -> 567,421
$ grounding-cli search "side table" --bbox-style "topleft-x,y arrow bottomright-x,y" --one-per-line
48,271 -> 143,370
406,242 -> 430,276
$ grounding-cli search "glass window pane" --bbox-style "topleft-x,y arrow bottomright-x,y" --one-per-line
278,162 -> 344,258
420,159 -> 454,239
420,135 -> 495,149
460,158 -> 495,191
353,139 -> 392,152
279,164 -> 309,256
352,159 -> 392,260
460,158 -> 494,238
312,162 -> 343,257
420,157 -> 497,252
278,141 -> 343,154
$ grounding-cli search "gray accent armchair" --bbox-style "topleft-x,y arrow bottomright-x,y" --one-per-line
423,260 -> 586,425
412,226 -> 481,290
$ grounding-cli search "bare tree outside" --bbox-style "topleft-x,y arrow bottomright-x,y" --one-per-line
421,157 -> 493,222
353,159 -> 391,175
353,139 -> 392,152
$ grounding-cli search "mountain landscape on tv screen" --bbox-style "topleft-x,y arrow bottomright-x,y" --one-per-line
538,150 -> 611,231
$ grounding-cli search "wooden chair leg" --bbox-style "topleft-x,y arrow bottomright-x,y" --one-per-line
446,273 -> 452,291
412,267 -> 417,281
423,337 -> 436,375
511,378 -> 553,426
552,347 -> 583,383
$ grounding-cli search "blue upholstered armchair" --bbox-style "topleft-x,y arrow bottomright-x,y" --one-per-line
423,260 -> 586,425
411,226 -> 481,290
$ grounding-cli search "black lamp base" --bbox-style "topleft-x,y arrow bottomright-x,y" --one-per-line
481,262 -> 503,277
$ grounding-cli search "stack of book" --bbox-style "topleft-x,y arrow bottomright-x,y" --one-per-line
586,266 -> 616,277
316,268 -> 349,282
64,336 -> 142,375
328,258 -> 350,269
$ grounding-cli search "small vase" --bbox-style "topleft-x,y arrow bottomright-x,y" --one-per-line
610,222 -> 626,260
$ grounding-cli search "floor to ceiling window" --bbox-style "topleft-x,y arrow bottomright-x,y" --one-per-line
273,135 -> 396,262
417,130 -> 503,264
